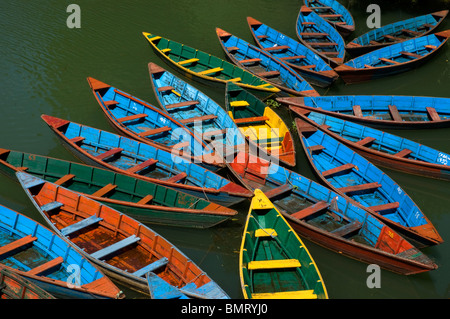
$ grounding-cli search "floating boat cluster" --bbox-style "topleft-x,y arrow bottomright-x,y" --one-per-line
1,0 -> 448,299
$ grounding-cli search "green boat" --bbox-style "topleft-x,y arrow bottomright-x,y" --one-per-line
239,189 -> 328,299
0,148 -> 237,229
142,32 -> 280,99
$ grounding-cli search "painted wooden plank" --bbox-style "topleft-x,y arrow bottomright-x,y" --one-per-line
308,145 -> 325,153
400,51 -> 422,58
388,105 -> 403,122
251,290 -> 317,299
291,201 -> 330,220
263,45 -> 290,51
257,70 -> 280,78
180,114 -> 217,124
355,136 -> 376,146
27,257 -> 64,276
91,235 -> 140,260
331,221 -> 362,237
229,100 -> 249,107
197,67 -> 223,75
70,136 -> 85,144
322,163 -> 357,178
279,55 -> 306,61
136,194 -> 153,205
133,257 -> 169,277
338,182 -> 381,194
264,184 -> 293,200
117,113 -> 148,123
308,42 -> 338,47
0,235 -> 37,257
178,58 -> 199,66
248,259 -> 301,270
157,86 -> 175,93
41,201 -> 64,212
126,159 -> 158,174
255,228 -> 277,238
239,58 -> 262,64
165,100 -> 199,109
368,202 -> 400,212
394,149 -> 412,158
352,105 -> 363,117
91,184 -> 117,198
234,116 -> 269,125
54,174 -> 76,186
379,58 -> 401,65
300,33 -> 329,37
96,148 -> 123,161
137,126 -> 171,137
165,172 -> 187,183
401,29 -> 421,36
426,107 -> 441,121
60,215 -> 103,237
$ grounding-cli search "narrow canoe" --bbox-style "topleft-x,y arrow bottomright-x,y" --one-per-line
296,6 -> 346,66
294,117 -> 442,247
346,10 -> 449,56
0,149 -> 237,229
278,95 -> 450,129
16,172 -> 230,299
148,62 -> 247,159
225,82 -> 296,167
0,204 -> 124,299
292,109 -> 450,181
87,77 -> 223,170
40,114 -> 253,207
216,28 -> 319,97
228,152 -> 438,275
335,30 -> 450,84
0,266 -> 55,299
142,31 -> 280,99
240,189 -> 328,299
303,0 -> 355,37
247,17 -> 338,88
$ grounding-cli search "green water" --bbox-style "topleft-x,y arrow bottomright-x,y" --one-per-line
0,0 -> 449,299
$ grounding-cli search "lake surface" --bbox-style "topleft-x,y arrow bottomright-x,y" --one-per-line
0,0 -> 449,299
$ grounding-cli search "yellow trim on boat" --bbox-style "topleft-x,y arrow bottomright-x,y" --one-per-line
251,290 -> 318,299
178,58 -> 199,65
248,259 -> 301,270
197,67 -> 224,75
251,189 -> 274,209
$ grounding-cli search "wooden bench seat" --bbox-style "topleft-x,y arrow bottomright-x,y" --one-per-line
157,86 -> 175,93
257,70 -> 280,78
322,163 -> 357,178
248,259 -> 301,270
300,32 -> 329,37
91,184 -> 117,198
165,172 -> 187,183
308,42 -> 338,47
393,149 -> 412,158
229,100 -> 250,107
418,23 -> 434,29
226,46 -> 240,52
180,114 -> 217,124
264,45 -> 290,52
126,159 -> 159,174
27,256 -> 64,276
0,235 -> 37,258
54,174 -> 76,186
117,113 -> 148,123
388,105 -> 403,122
257,35 -> 268,39
91,235 -> 140,260
426,107 -> 441,121
338,182 -> 381,194
322,51 -> 340,56
177,58 -> 199,66
165,100 -> 199,110
308,145 -> 325,153
41,201 -> 64,213
352,105 -> 363,117
319,14 -> 343,18
136,194 -> 154,205
355,136 -> 376,147
70,136 -> 85,144
311,6 -> 332,10
132,257 -> 169,277
368,202 -> 399,213
401,29 -> 421,36
203,129 -> 227,139
137,126 -> 172,138
379,58 -> 400,65
331,221 -> 362,237
255,228 -> 277,238
291,201 -> 330,220
279,55 -> 306,61
234,116 -> 269,125
239,58 -> 262,64
382,35 -> 403,41
197,67 -> 223,75
369,40 -> 380,45
264,184 -> 292,200
424,45 -> 437,50
302,22 -> 316,26
400,51 -> 422,58
251,290 -> 317,299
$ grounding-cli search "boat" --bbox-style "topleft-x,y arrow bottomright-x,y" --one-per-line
247,17 -> 338,88
0,148 -> 237,229
228,152 -> 438,275
225,82 -> 296,167
291,109 -> 450,181
294,116 -> 443,247
216,28 -> 320,97
296,6 -> 346,66
239,189 -> 328,299
346,10 -> 449,56
148,62 -> 247,159
87,77 -> 223,170
40,114 -> 254,208
142,31 -> 280,99
335,30 -> 450,84
16,172 -> 231,299
0,266 -> 55,299
303,0 -> 355,37
0,204 -> 124,299
278,95 -> 450,129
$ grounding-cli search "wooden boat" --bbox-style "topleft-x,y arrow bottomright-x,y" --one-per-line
0,266 -> 55,299
346,10 -> 449,56
335,30 -> 450,84
0,204 -> 124,299
240,189 -> 328,299
278,95 -> 450,129
225,82 -> 296,167
228,152 -> 438,275
16,172 -> 230,299
148,62 -> 247,158
303,0 -> 355,37
87,77 -> 223,170
247,17 -> 338,88
0,148 -> 237,229
216,28 -> 319,97
296,6 -> 346,66
294,117 -> 443,247
40,114 -> 253,207
142,31 -> 280,99
291,109 -> 450,181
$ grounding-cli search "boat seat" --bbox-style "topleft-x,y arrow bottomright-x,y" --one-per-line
165,100 -> 199,110
369,40 -> 380,45
132,257 -> 169,277
70,136 -> 85,144
60,215 -> 103,237
388,105 -> 403,122
203,129 -> 227,139
308,42 -> 338,47
41,201 -> 64,212
382,35 -> 403,41
229,100 -> 250,107
117,113 -> 148,123
300,33 -> 328,37
300,64 -> 316,69
161,48 -> 171,53
291,201 -> 330,220
368,202 -> 399,213
103,100 -> 119,107
27,256 -> 64,276
331,221 -> 362,237
322,51 -> 340,56
126,159 -> 159,174
279,55 -> 306,61
172,141 -> 190,150
418,23 -> 434,30
426,107 -> 441,121
308,145 -> 326,153
319,14 -> 343,18
138,126 -> 172,138
136,194 -> 154,205
424,45 -> 437,50
177,58 -> 200,66
91,184 -> 117,198
0,235 -> 37,258
148,36 -> 162,42
301,22 -> 316,26
355,136 -> 376,146
197,67 -> 223,75
226,46 -> 240,52
54,174 -> 76,186
322,163 -> 357,178
254,228 -> 277,238
400,51 -> 422,59
248,259 -> 301,270
257,70 -> 280,78
91,235 -> 140,260
228,77 -> 242,82
364,64 -> 374,69
257,35 -> 268,39
96,148 -> 123,161
352,105 -> 363,117
165,172 -> 187,183
264,184 -> 293,200
240,58 -> 262,64
401,29 -> 421,36
234,116 -> 269,125
338,182 -> 381,194
394,149 -> 412,158
263,45 -> 290,52
180,114 -> 217,124
379,58 -> 400,65
297,123 -> 317,134
157,86 -> 175,93
251,290 -> 317,299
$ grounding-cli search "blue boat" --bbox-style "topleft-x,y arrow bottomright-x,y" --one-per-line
247,17 -> 338,88
346,10 -> 449,56
16,172 -> 230,299
40,114 -> 253,207
228,152 -> 437,274
291,108 -> 450,181
0,204 -> 124,299
296,6 -> 346,67
335,30 -> 450,83
294,117 -> 442,247
87,77 -> 223,170
148,62 -> 247,158
216,28 -> 320,97
277,95 -> 450,129
303,0 -> 355,37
